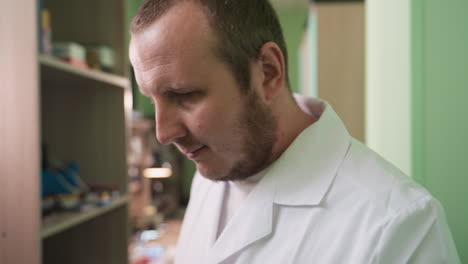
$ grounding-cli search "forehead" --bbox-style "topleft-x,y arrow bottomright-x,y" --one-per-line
129,1 -> 216,73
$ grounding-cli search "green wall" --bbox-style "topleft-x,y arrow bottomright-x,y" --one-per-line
412,1 -> 468,261
276,9 -> 309,93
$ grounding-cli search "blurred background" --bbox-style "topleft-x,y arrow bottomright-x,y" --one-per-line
1,0 -> 467,263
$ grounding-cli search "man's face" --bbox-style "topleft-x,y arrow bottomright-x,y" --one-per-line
130,2 -> 277,181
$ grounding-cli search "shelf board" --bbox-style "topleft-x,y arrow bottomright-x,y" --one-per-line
41,195 -> 129,239
39,55 -> 130,89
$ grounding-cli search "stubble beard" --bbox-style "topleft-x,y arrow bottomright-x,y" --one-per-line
217,90 -> 278,182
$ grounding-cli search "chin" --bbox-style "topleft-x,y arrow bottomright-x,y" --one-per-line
196,164 -> 226,181
199,166 -> 245,182
199,166 -> 254,182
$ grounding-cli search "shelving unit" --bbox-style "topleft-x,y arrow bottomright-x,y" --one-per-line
40,55 -> 130,89
2,0 -> 135,262
37,0 -> 131,264
4,0 -> 132,263
42,195 -> 130,239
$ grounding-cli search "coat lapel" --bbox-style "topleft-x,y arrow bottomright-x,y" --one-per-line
209,175 -> 276,263
205,181 -> 228,247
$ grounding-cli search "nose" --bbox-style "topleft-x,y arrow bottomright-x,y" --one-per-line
154,101 -> 187,145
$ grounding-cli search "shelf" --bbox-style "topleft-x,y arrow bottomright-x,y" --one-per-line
41,194 -> 129,239
39,55 -> 130,89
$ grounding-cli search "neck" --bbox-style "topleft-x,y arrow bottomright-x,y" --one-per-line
271,93 -> 317,162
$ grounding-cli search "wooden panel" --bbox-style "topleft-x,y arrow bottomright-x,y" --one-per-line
316,2 -> 365,141
0,0 -> 40,263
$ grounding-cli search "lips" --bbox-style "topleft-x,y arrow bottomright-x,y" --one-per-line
185,145 -> 206,159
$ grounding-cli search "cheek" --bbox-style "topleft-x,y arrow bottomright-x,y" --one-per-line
193,101 -> 234,128
196,116 -> 222,136
184,104 -> 239,147
185,107 -> 217,134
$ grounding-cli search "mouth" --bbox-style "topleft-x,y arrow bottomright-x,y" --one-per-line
185,145 -> 207,159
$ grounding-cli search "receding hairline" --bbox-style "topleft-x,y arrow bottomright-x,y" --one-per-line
130,0 -> 206,34
130,1 -> 225,67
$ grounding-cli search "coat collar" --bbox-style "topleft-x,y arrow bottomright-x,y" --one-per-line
270,95 -> 351,206
209,95 -> 351,263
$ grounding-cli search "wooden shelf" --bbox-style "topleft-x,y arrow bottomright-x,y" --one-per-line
41,194 -> 129,239
39,55 -> 130,89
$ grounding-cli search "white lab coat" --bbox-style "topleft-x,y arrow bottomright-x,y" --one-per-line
175,95 -> 460,264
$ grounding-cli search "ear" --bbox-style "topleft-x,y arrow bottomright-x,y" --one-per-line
256,42 -> 286,102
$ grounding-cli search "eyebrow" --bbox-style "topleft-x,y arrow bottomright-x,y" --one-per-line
161,84 -> 202,94
141,83 -> 202,97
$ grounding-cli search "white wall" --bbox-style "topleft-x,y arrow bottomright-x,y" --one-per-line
365,0 -> 411,175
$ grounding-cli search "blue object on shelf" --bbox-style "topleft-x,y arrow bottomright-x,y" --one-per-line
60,161 -> 80,187
42,170 -> 72,197
41,162 -> 83,197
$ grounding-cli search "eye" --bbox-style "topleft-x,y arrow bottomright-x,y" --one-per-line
167,91 -> 204,105
175,92 -> 195,98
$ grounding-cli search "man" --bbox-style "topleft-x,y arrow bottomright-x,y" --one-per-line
129,0 -> 460,263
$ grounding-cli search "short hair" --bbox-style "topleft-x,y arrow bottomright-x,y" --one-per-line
131,0 -> 290,92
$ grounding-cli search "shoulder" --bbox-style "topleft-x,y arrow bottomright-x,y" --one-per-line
331,140 -> 460,261
334,139 -> 433,216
